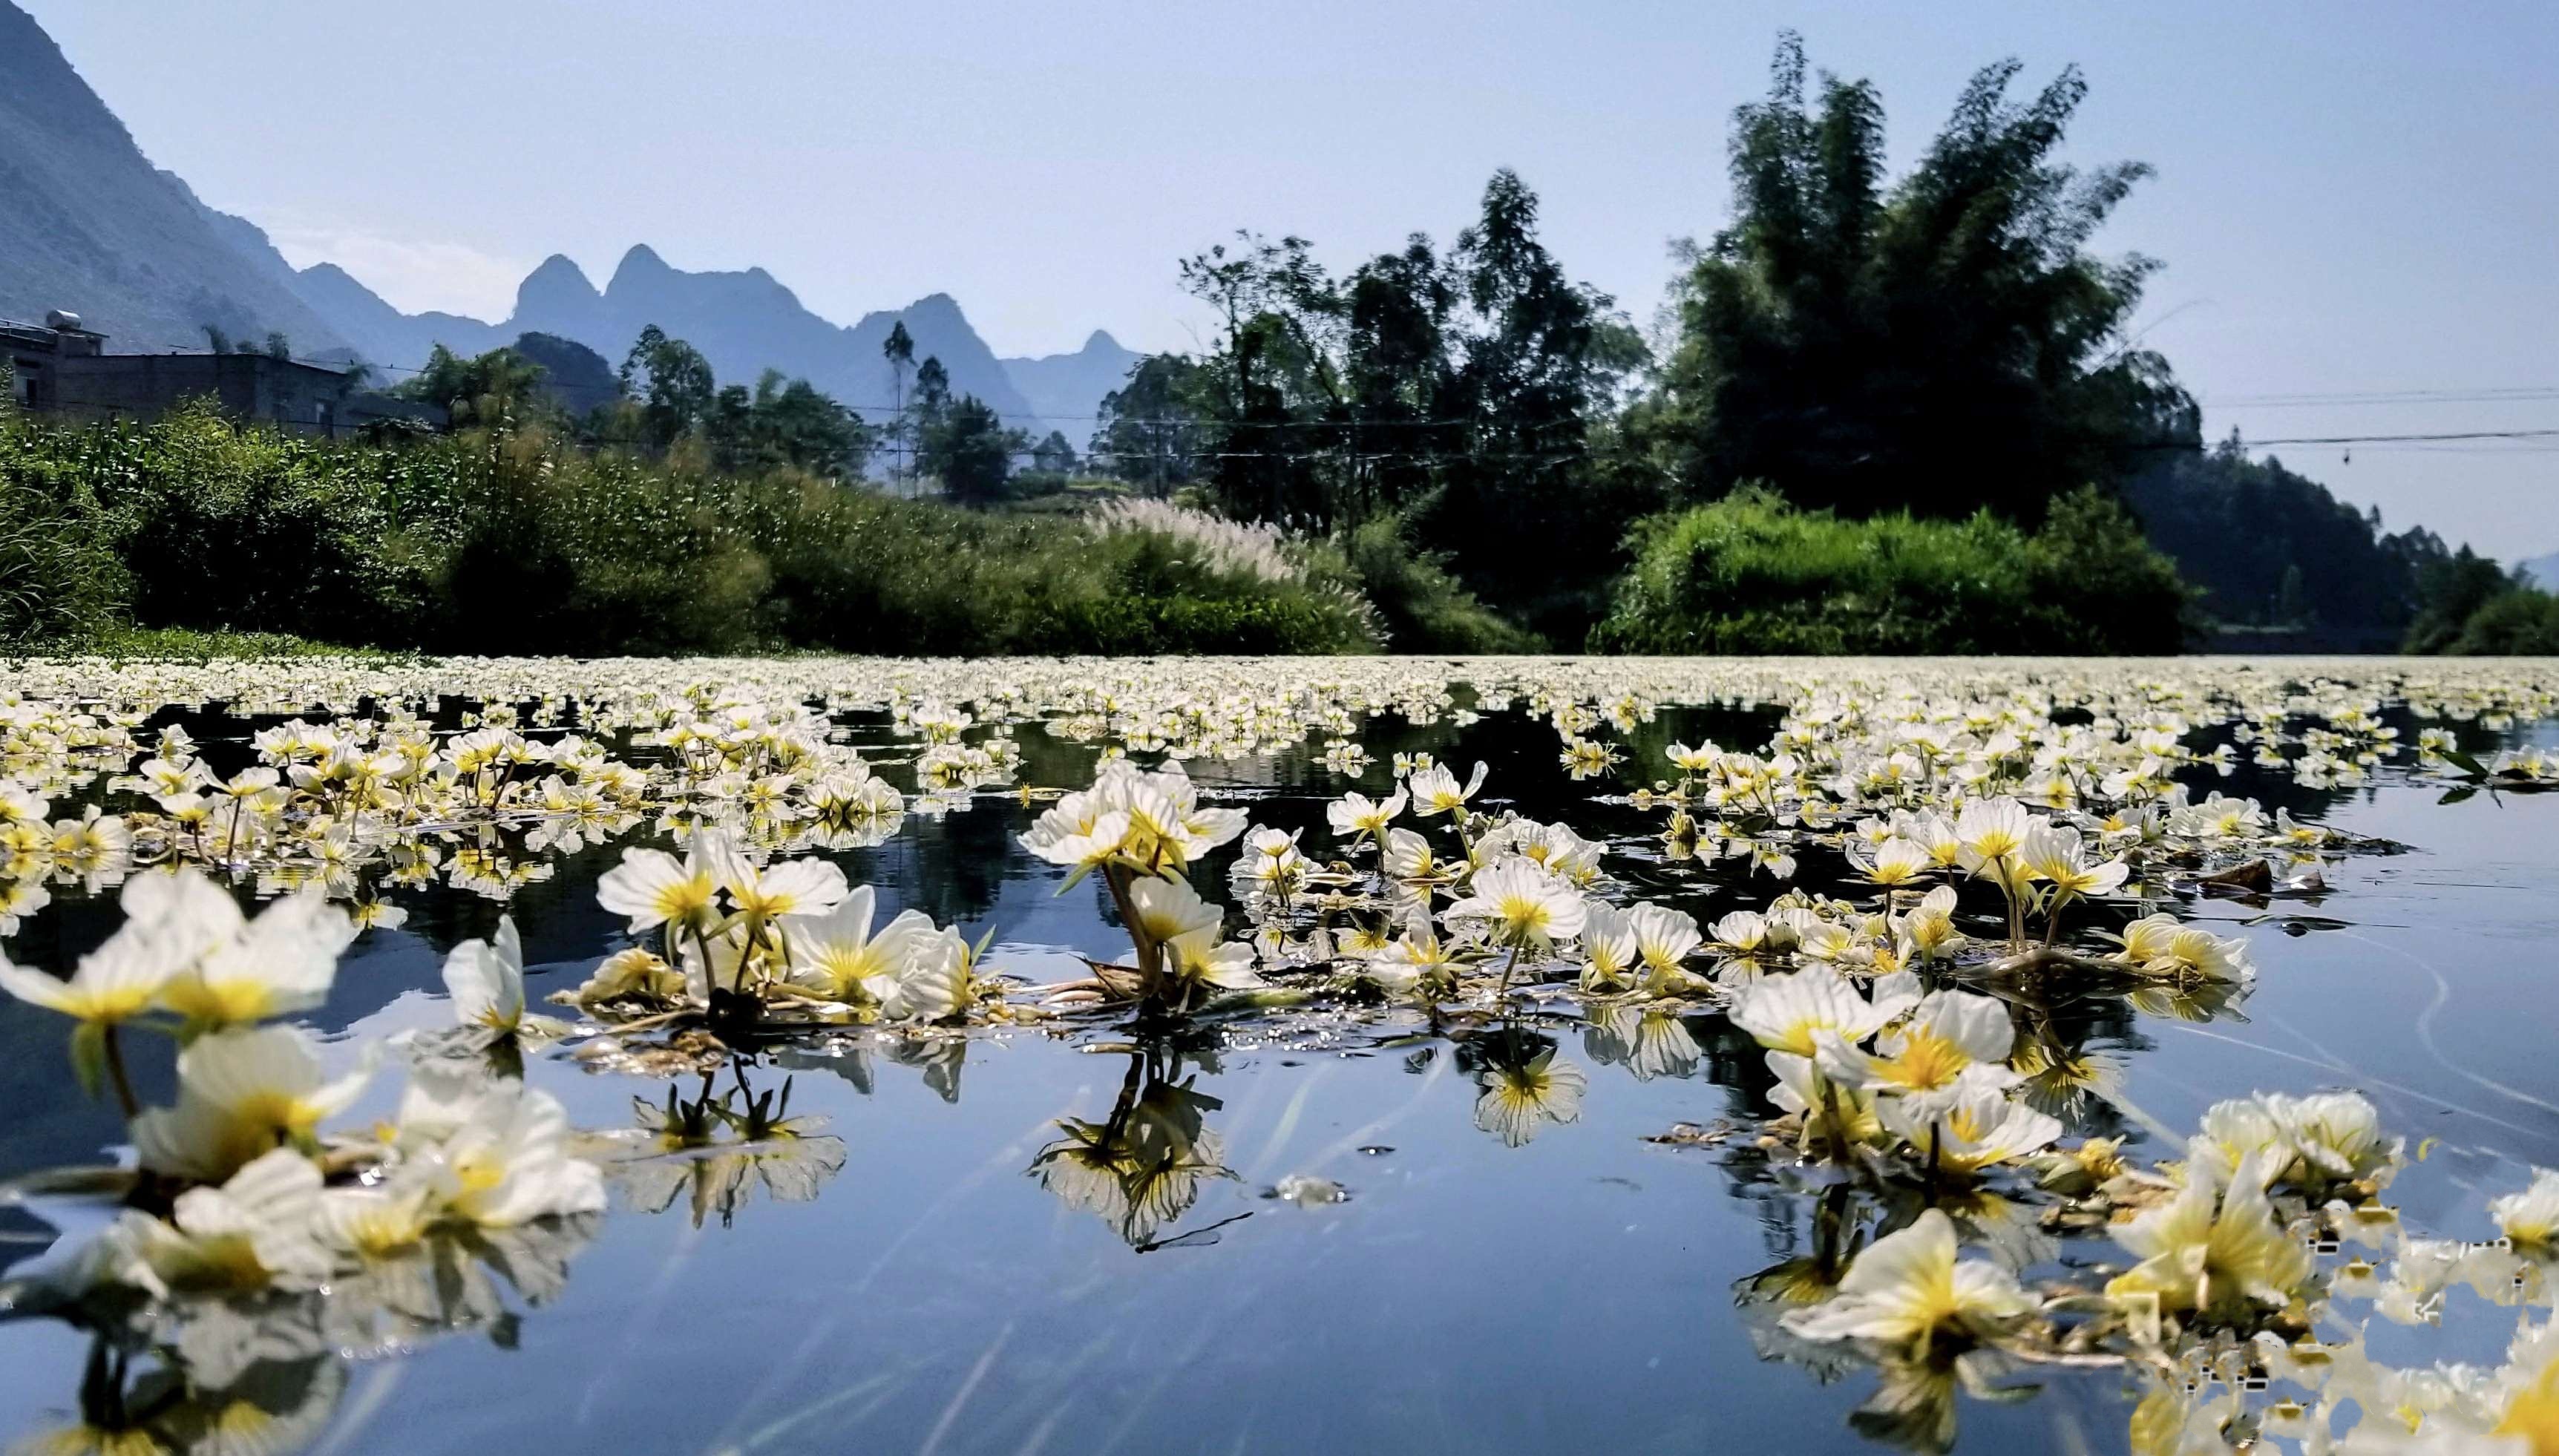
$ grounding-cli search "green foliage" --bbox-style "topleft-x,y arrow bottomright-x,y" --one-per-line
34,626 -> 417,663
1167,170 -> 1645,642
707,370 -> 869,478
0,419 -> 125,644
62,401 -> 439,643
918,396 -> 1027,505
396,342 -> 554,430
2403,547 -> 2546,655
1320,514 -> 1543,654
1090,353 -> 1210,493
619,325 -> 718,449
1635,33 -> 2198,520
2123,433 -> 2449,632
1591,486 -> 2192,655
2435,587 -> 2559,655
0,409 -> 1377,658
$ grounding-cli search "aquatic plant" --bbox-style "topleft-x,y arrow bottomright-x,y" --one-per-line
0,654 -> 2555,1452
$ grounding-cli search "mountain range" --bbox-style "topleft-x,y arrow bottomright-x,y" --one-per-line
0,0 -> 1141,433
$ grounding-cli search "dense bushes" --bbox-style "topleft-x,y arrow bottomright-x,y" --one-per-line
1318,515 -> 1543,655
2434,589 -> 2559,655
0,440 -> 124,644
1590,486 -> 2194,655
0,407 -> 1382,657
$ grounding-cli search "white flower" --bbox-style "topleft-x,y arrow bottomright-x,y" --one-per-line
1782,1209 -> 2033,1353
881,924 -> 980,1021
597,837 -> 722,934
1849,837 -> 1934,887
1954,796 -> 2032,865
156,885 -> 354,1031
2019,822 -> 2129,899
1380,827 -> 1442,881
713,844 -> 849,925
1408,761 -> 1489,817
1730,968 -> 1916,1057
410,1080 -> 606,1228
1125,874 -> 1222,950
2114,914 -> 2253,981
1444,856 -> 1586,949
118,1148 -> 332,1294
2494,1170 -> 2559,1252
441,915 -> 567,1039
1165,927 -> 1267,997
131,1025 -> 375,1182
1577,903 -> 1639,992
1875,1077 -> 2062,1176
1626,903 -> 1703,988
783,885 -> 938,1004
0,885 -> 189,1027
2107,1150 -> 2310,1314
1818,988 -> 2017,1099
1327,789 -> 1407,841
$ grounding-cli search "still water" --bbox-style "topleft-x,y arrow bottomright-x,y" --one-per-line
4,695 -> 2556,1455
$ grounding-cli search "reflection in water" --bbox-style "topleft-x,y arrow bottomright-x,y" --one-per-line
1,664 -> 2558,1453
1462,1026 -> 1588,1147
1582,1002 -> 1706,1081
603,1060 -> 848,1229
1030,1041 -> 1236,1250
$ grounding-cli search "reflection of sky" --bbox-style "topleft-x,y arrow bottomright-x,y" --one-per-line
4,704 -> 2558,1452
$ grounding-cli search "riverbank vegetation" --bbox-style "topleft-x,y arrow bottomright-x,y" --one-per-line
3,33 -> 2538,658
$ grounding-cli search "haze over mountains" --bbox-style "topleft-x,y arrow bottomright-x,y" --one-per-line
0,0 -> 1138,429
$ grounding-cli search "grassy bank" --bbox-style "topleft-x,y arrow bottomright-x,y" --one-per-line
0,407 -> 1438,657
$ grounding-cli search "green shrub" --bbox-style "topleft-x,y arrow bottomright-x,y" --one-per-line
2442,588 -> 2559,655
0,426 -> 125,645
1315,515 -> 1544,655
0,411 -> 1383,657
1590,485 -> 2193,655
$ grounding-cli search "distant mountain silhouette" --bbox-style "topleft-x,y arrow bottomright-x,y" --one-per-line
254,240 -> 1087,427
0,0 -> 345,352
2,0 -> 1144,432
2520,551 -> 2559,593
1005,330 -> 1144,437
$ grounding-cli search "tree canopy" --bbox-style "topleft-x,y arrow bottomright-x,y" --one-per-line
1634,33 -> 2198,521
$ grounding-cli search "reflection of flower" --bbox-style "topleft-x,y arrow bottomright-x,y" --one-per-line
1030,1055 -> 1231,1247
1471,1037 -> 1587,1147
1582,1004 -> 1701,1081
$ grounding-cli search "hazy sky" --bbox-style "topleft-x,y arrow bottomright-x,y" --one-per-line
24,1 -> 2558,554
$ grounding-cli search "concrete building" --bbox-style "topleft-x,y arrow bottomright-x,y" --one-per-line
2,312 -> 443,435
2,309 -> 107,410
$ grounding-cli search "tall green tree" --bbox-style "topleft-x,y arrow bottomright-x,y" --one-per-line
919,395 -> 1027,505
620,325 -> 717,450
1170,171 -> 1640,636
1636,33 -> 2198,521
1028,430 -> 1078,476
396,343 -> 553,429
2121,431 -> 2448,635
1090,354 -> 1211,495
882,320 -> 916,480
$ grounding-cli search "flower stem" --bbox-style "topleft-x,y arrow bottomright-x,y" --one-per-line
102,1023 -> 140,1121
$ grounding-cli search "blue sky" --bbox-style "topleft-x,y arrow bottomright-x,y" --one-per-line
24,0 -> 2558,554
